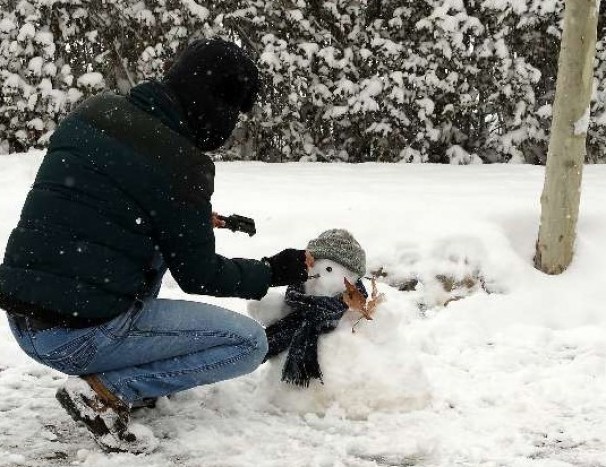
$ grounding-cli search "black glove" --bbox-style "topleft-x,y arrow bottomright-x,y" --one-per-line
263,249 -> 308,287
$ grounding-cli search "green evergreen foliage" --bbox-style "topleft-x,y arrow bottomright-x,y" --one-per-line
0,0 -> 604,163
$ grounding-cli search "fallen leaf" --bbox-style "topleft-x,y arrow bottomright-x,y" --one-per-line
345,277 -> 386,333
343,278 -> 368,316
366,277 -> 386,317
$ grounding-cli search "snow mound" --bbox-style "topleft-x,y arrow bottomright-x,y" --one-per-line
249,284 -> 431,419
368,234 -> 515,311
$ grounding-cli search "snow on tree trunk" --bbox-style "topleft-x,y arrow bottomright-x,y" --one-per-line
535,0 -> 601,274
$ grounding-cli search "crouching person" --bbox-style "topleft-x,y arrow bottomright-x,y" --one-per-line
0,39 -> 310,453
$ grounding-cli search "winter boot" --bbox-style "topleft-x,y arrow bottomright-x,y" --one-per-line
55,375 -> 156,453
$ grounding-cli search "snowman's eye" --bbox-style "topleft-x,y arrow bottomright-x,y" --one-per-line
326,266 -> 333,272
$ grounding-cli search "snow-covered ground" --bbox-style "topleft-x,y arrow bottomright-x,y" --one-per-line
1,151 -> 606,467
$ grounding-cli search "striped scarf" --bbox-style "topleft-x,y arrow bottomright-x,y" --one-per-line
264,280 -> 367,387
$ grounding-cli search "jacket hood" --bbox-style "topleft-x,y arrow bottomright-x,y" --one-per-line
127,80 -> 195,142
163,38 -> 261,151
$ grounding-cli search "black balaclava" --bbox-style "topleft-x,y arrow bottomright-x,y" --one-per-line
164,38 -> 260,151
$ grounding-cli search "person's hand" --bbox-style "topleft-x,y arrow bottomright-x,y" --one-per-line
263,249 -> 313,287
211,212 -> 226,229
305,251 -> 315,269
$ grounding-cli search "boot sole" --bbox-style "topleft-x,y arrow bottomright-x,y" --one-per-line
56,387 -> 128,453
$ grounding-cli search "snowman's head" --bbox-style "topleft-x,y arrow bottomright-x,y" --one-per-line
304,259 -> 360,297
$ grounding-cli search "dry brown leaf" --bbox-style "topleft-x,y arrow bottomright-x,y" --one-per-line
366,277 -> 386,317
342,278 -> 368,316
343,277 -> 386,322
348,277 -> 386,333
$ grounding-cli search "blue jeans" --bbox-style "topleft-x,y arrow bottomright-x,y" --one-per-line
8,299 -> 268,406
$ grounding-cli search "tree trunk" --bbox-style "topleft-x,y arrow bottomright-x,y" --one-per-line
535,0 -> 600,274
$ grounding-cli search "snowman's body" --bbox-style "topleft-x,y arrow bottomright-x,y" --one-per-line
248,258 -> 431,419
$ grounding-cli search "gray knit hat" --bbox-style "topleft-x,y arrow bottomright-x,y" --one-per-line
307,229 -> 366,277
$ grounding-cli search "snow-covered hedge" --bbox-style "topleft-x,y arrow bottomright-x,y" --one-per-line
1,0 -> 605,163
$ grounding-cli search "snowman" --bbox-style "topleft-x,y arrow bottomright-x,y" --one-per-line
250,229 -> 365,327
248,229 -> 431,418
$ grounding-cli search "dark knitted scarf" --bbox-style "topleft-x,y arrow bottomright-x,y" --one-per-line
264,280 -> 367,387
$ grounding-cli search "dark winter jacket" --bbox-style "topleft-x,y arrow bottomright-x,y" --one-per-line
0,81 -> 271,327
